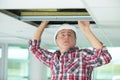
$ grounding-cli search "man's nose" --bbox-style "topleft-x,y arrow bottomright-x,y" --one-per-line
64,35 -> 69,39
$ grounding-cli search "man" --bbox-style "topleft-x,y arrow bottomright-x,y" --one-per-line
29,21 -> 112,80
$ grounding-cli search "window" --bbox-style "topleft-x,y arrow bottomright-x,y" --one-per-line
7,46 -> 29,80
94,47 -> 120,80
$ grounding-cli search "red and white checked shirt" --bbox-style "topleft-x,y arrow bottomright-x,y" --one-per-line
29,39 -> 112,80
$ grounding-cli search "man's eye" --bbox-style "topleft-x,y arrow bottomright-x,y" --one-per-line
62,34 -> 65,36
68,34 -> 72,36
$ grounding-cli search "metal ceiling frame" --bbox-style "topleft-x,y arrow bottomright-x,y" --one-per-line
20,16 -> 93,21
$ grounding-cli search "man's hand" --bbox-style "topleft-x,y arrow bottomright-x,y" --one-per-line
78,21 -> 90,31
41,21 -> 49,25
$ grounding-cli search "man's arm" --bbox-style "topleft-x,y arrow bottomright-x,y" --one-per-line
78,21 -> 112,67
29,21 -> 53,67
78,21 -> 103,49
32,21 -> 49,40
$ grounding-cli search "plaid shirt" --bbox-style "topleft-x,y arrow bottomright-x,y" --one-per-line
29,39 -> 112,80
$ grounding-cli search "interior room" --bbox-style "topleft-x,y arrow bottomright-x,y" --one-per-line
0,0 -> 120,80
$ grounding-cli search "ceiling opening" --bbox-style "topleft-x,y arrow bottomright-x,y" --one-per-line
0,9 -> 95,26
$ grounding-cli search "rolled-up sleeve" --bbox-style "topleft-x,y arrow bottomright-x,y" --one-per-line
82,46 -> 112,67
29,39 -> 53,67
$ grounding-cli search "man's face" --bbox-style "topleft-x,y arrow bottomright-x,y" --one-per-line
55,29 -> 76,49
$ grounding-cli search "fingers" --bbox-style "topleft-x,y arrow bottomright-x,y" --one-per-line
78,21 -> 90,26
41,20 -> 49,25
42,20 -> 49,23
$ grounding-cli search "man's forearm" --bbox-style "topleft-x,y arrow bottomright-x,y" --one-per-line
81,28 -> 103,49
78,21 -> 103,49
32,21 -> 49,40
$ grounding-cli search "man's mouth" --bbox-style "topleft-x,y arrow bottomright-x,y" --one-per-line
64,41 -> 69,43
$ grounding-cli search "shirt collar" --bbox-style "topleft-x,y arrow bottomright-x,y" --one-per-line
55,46 -> 79,55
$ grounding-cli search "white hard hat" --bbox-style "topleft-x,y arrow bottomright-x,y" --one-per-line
54,24 -> 77,43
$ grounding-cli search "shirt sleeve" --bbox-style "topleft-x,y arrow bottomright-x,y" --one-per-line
81,46 -> 112,67
28,39 -> 53,67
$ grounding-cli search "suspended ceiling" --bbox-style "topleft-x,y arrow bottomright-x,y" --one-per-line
0,0 -> 120,49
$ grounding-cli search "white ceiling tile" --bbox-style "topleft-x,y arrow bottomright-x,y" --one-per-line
83,0 -> 120,26
0,12 -> 36,39
84,0 -> 120,7
0,0 -> 85,9
90,8 -> 120,22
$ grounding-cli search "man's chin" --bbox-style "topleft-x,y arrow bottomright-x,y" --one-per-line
63,43 -> 70,46
63,44 -> 72,49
